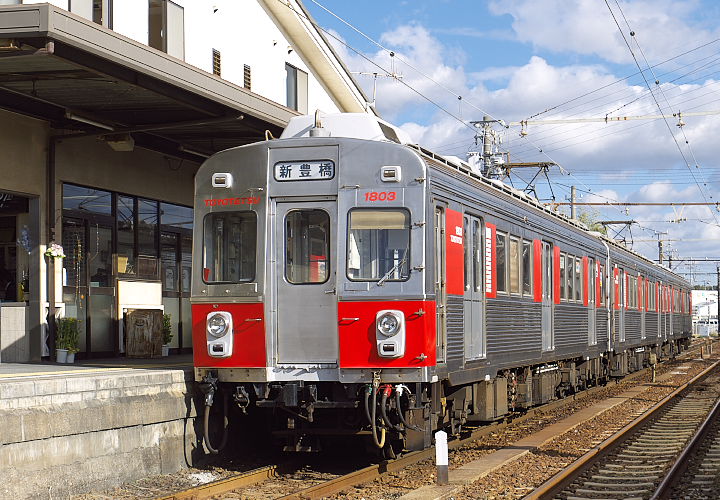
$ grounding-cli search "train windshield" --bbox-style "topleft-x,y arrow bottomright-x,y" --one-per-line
347,209 -> 410,282
202,211 -> 257,283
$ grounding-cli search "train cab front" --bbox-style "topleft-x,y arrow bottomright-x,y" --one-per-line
192,116 -> 437,454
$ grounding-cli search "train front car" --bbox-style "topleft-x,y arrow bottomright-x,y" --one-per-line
192,114 -> 434,454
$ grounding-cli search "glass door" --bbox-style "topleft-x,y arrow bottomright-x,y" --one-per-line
87,222 -> 114,355
161,231 -> 180,351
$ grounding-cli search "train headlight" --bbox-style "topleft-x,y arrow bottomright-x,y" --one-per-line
377,311 -> 402,337
207,312 -> 231,338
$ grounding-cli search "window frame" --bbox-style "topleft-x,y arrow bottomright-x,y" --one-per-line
286,209 -> 331,285
522,239 -> 532,297
508,236 -> 521,295
202,210 -> 258,285
346,208 -> 411,283
495,231 -> 508,294
574,256 -> 582,302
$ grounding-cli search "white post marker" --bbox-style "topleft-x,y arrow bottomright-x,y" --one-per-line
435,430 -> 448,485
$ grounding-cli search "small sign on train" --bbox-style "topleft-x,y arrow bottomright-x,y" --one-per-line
274,160 -> 335,181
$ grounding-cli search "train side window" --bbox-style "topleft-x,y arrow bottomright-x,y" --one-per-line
509,237 -> 520,295
202,211 -> 257,283
574,257 -> 582,302
566,254 -> 574,302
464,216 -> 470,291
347,209 -> 410,282
496,232 -> 507,294
559,252 -> 566,301
522,239 -> 532,296
286,209 -> 330,284
599,264 -> 605,306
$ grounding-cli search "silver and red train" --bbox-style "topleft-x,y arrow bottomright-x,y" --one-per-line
192,113 -> 692,454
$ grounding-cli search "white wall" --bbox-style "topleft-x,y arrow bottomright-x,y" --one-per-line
105,0 -> 340,114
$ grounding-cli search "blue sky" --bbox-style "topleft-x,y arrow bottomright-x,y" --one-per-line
304,0 -> 720,284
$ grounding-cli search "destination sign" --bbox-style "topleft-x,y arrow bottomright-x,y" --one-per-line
274,160 -> 335,181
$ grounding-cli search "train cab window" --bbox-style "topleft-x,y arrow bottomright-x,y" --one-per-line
203,212 -> 257,283
347,209 -> 409,282
286,209 -> 330,284
509,237 -> 520,295
496,232 -> 507,293
522,239 -> 532,296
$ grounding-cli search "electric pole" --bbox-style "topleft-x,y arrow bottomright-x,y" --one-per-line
570,185 -> 577,219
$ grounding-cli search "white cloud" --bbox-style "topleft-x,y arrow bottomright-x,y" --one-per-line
488,0 -> 720,65
324,17 -> 720,274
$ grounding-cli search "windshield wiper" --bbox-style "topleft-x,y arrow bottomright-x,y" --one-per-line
377,249 -> 408,286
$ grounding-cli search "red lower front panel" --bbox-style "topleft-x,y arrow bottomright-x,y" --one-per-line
192,303 -> 266,368
338,300 -> 436,368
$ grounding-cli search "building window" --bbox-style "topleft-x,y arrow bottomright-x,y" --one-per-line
92,0 -> 113,28
212,49 -> 221,76
286,63 -> 308,113
149,0 -> 185,60
244,64 -> 252,90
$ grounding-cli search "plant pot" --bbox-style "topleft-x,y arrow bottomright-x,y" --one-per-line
66,352 -> 75,363
162,345 -> 170,357
56,348 -> 68,363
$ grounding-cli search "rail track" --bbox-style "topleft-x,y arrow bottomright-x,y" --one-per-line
154,340 -> 714,500
527,356 -> 720,500
654,384 -> 720,499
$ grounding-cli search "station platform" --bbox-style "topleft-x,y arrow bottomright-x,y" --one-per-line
0,353 -> 194,380
0,354 -> 205,500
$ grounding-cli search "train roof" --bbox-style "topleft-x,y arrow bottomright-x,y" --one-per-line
406,144 -> 686,284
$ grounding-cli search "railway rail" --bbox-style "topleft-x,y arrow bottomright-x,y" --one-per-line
151,340 -> 714,500
527,354 -> 720,500
654,381 -> 720,499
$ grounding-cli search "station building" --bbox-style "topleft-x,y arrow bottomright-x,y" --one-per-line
0,0 -> 371,362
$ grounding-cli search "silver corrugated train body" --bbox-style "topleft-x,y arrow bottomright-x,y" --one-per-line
192,113 -> 692,454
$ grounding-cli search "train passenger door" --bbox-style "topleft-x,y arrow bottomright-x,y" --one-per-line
618,268 -> 626,343
640,277 -> 646,339
668,287 -> 675,337
463,215 -> 485,360
541,242 -> 554,351
588,257 -> 596,346
275,201 -> 338,364
434,206 -> 446,363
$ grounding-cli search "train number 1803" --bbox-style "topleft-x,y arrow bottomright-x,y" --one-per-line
364,191 -> 397,201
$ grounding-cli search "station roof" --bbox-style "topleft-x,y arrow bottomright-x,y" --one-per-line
0,4 -> 299,161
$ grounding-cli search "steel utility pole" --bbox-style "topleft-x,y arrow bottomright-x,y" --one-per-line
570,186 -> 577,219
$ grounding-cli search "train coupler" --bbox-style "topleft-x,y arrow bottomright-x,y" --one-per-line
198,373 -> 219,407
234,386 -> 250,414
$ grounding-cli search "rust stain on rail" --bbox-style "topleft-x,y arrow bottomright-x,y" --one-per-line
156,465 -> 278,500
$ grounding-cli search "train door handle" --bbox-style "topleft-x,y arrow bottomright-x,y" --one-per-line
324,288 -> 336,294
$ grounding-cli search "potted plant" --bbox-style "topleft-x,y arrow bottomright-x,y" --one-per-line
57,317 -> 79,363
162,313 -> 173,356
66,346 -> 80,364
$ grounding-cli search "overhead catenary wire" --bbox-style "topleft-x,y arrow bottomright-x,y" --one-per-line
295,0 -> 700,259
605,0 -> 717,223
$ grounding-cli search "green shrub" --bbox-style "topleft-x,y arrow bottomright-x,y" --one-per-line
57,317 -> 79,352
162,313 -> 173,345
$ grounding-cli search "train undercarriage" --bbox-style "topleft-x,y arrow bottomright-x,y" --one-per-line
199,338 -> 691,457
